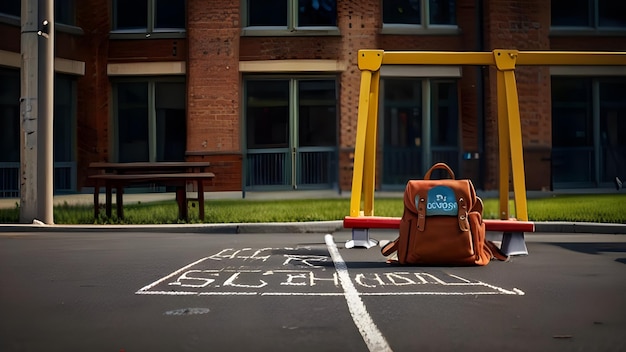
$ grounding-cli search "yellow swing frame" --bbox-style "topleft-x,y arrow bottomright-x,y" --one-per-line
346,49 -> 626,248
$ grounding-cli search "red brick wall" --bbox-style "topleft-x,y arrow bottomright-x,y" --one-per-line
74,0 -> 110,189
186,0 -> 240,159
62,0 -> 625,193
482,0 -> 551,191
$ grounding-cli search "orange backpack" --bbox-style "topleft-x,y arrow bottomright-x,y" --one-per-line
381,163 -> 507,266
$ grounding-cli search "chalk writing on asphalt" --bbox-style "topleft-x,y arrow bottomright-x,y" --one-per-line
136,247 -> 524,296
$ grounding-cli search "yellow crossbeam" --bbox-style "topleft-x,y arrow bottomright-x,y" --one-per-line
349,49 -> 626,220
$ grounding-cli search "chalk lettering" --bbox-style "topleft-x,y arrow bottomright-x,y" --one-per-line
354,273 -> 386,288
223,272 -> 268,288
281,272 -> 308,286
168,270 -> 218,288
208,248 -> 272,262
282,254 -> 329,268
309,271 -> 339,286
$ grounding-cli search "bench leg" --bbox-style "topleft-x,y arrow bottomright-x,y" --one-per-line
116,185 -> 124,219
176,187 -> 188,221
346,228 -> 378,249
500,232 -> 529,256
93,181 -> 100,218
105,183 -> 112,218
198,180 -> 205,221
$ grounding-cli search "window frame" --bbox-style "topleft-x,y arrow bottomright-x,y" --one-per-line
550,67 -> 626,188
241,0 -> 340,37
381,0 -> 459,36
550,0 -> 626,36
378,72 -> 462,189
0,0 -> 83,35
111,77 -> 187,163
110,0 -> 186,40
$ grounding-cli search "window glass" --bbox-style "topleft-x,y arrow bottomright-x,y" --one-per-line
429,0 -> 455,25
246,80 -> 290,149
383,79 -> 422,148
117,82 -> 150,162
298,80 -> 337,147
551,78 -> 593,147
382,0 -> 421,24
0,0 -> 19,17
551,0 -> 591,27
599,80 -> 626,182
155,82 -> 186,161
155,0 -> 185,29
381,79 -> 423,185
0,68 -> 20,163
598,0 -> 626,27
248,0 -> 288,26
56,0 -> 75,26
114,0 -> 148,30
430,81 -> 457,146
54,75 -> 75,163
298,0 -> 337,26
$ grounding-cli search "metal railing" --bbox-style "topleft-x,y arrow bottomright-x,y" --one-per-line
0,162 -> 76,198
245,148 -> 337,190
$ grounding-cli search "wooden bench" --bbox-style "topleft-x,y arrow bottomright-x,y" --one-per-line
89,162 -> 214,221
343,216 -> 534,256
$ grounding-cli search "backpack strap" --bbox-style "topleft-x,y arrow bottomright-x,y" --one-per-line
424,163 -> 455,180
485,240 -> 509,261
381,240 -> 398,257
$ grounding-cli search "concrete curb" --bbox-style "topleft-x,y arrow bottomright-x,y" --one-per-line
0,221 -> 625,234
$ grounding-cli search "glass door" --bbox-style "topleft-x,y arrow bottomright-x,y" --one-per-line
244,78 -> 338,190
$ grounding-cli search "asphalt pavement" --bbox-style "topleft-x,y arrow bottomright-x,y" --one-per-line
1,191 -> 625,351
1,230 -> 625,352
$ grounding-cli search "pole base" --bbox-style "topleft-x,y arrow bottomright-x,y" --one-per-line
345,228 -> 378,249
501,232 -> 529,256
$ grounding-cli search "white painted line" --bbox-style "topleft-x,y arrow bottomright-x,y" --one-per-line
135,256 -> 210,294
325,234 -> 393,352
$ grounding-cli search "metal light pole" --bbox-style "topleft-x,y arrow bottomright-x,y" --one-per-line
20,0 -> 54,224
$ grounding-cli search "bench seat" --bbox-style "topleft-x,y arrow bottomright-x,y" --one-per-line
89,172 -> 215,221
343,216 -> 535,232
342,215 -> 533,255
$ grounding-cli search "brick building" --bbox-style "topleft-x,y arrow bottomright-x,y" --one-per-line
1,0 -> 625,198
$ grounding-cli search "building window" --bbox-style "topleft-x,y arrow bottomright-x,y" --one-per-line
380,78 -> 459,188
551,0 -> 626,32
244,77 -> 338,190
54,74 -> 78,193
112,0 -> 186,38
1,0 -> 76,28
56,0 -> 76,26
381,0 -> 457,34
0,69 -> 78,197
113,79 -> 186,162
0,68 -> 20,197
551,77 -> 626,188
243,0 -> 339,36
0,0 -> 19,17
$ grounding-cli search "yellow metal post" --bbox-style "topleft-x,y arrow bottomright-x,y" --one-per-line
502,71 -> 529,221
362,70 -> 380,216
496,70 -> 511,219
493,50 -> 528,221
349,50 -> 383,217
349,70 -> 371,217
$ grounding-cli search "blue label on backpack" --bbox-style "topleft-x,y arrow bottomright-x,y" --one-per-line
424,186 -> 458,216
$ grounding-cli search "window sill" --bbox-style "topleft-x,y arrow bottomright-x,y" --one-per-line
241,26 -> 341,37
109,30 -> 186,40
57,23 -> 84,35
0,14 -> 19,26
381,25 -> 460,36
550,27 -> 626,37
